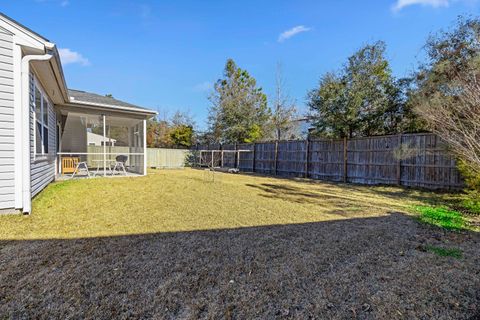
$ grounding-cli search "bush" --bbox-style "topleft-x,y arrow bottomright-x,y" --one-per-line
458,160 -> 480,191
461,191 -> 480,214
457,161 -> 480,214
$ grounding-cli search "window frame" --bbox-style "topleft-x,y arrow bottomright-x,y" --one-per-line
33,77 -> 51,159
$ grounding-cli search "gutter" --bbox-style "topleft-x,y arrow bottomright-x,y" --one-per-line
21,53 -> 53,214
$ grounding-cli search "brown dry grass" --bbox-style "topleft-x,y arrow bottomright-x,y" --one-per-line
0,169 -> 454,239
0,169 -> 479,319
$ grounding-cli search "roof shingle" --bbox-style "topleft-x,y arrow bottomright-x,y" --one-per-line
68,89 -> 155,114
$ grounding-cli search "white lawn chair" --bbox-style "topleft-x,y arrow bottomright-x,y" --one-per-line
71,161 -> 90,178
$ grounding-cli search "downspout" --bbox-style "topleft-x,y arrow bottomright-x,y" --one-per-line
21,53 -> 53,214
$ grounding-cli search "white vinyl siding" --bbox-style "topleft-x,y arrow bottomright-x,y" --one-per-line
29,73 -> 56,198
0,29 -> 15,210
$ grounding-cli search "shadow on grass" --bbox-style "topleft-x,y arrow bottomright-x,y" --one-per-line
1,213 -> 479,319
245,182 -> 373,212
241,171 -> 459,205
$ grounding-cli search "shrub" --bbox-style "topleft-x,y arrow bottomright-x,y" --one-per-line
458,160 -> 480,191
457,161 -> 480,214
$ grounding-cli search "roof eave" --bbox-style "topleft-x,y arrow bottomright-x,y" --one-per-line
47,45 -> 69,103
65,100 -> 158,116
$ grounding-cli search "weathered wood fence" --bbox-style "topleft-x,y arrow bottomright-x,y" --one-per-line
194,133 -> 464,190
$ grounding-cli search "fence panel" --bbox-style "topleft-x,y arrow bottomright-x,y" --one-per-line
347,135 -> 399,185
191,133 -> 463,190
221,144 -> 236,168
237,143 -> 255,171
147,148 -> 190,168
277,140 -> 307,177
308,139 -> 344,181
86,146 -> 131,167
254,142 -> 276,174
400,134 -> 463,189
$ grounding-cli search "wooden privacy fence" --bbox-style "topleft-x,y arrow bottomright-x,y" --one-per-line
194,133 -> 464,190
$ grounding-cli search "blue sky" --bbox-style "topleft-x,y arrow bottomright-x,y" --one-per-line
2,0 -> 479,129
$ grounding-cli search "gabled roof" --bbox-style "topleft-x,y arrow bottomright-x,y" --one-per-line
0,12 -> 50,42
68,89 -> 157,115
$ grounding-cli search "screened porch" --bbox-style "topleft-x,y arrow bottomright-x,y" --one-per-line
56,107 -> 146,178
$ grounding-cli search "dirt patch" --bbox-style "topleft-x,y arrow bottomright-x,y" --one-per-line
1,213 -> 479,319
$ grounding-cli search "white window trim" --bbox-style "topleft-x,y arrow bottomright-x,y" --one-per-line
33,76 -> 51,160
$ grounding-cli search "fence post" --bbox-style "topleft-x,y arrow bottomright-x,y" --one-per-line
220,143 -> 223,168
397,134 -> 402,185
274,141 -> 278,175
252,143 -> 256,173
343,137 -> 348,183
304,138 -> 309,178
211,149 -> 214,168
234,143 -> 238,169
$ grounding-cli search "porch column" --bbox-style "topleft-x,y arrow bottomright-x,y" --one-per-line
143,119 -> 147,176
103,114 -> 106,177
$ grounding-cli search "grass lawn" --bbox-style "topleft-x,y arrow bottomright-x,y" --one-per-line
0,169 -> 466,239
0,169 -> 479,319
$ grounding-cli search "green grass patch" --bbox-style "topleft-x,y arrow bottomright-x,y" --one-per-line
425,245 -> 462,259
415,206 -> 466,231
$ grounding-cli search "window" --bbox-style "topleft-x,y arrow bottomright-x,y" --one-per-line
34,81 -> 49,156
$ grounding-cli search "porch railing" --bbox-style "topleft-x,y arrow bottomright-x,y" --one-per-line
58,146 -> 145,176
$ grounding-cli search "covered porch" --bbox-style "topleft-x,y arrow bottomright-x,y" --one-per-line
55,104 -> 148,179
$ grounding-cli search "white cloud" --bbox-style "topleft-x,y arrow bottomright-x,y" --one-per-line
278,25 -> 311,43
193,81 -> 213,92
35,0 -> 70,6
392,0 -> 449,11
58,48 -> 90,66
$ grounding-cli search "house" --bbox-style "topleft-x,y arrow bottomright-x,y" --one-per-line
0,13 -> 157,214
87,132 -> 116,147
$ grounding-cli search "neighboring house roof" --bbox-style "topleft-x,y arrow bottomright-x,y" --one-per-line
68,89 -> 157,115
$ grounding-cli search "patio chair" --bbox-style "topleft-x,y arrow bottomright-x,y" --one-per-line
71,161 -> 90,178
112,155 -> 128,176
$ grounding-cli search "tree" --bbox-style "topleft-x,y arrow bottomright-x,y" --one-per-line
414,17 -> 480,175
268,63 -> 299,140
170,125 -> 194,148
170,111 -> 195,148
308,41 -> 422,138
383,78 -> 426,134
307,72 -> 350,138
208,59 -> 270,143
171,110 -> 195,128
146,118 -> 172,148
146,110 -> 196,148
